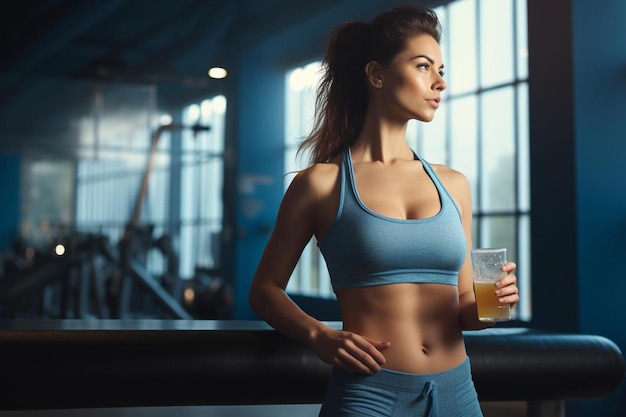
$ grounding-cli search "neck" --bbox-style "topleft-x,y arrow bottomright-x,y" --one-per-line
351,108 -> 412,164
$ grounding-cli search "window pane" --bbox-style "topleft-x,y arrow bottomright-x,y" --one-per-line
419,107 -> 448,164
479,214 -> 523,320
285,62 -> 320,149
517,82 -> 530,211
284,61 -> 334,298
147,164 -> 170,223
518,214 -> 531,320
449,95 -> 478,197
479,215 -> 517,259
480,87 -> 515,211
22,161 -> 74,246
516,0 -> 529,79
179,98 -> 225,276
406,119 -> 419,152
201,96 -> 226,153
179,225 -> 195,278
448,0 -> 477,95
480,0 -> 515,87
181,164 -> 198,221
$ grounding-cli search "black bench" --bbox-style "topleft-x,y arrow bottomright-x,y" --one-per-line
0,320 -> 623,416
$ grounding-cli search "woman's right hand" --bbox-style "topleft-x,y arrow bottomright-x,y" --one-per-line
311,328 -> 391,374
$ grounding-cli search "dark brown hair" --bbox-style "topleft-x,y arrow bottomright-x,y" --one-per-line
298,5 -> 442,164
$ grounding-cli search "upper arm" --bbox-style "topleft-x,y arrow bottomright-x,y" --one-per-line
456,175 -> 475,299
250,170 -> 321,291
438,166 -> 475,297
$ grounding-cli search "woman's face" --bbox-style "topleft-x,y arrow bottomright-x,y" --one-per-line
378,34 -> 446,123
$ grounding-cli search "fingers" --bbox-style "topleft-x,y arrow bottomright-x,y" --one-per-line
495,285 -> 519,304
495,267 -> 519,305
332,333 -> 391,375
502,261 -> 517,273
360,336 -> 391,364
364,337 -> 392,352
349,336 -> 388,374
335,348 -> 379,374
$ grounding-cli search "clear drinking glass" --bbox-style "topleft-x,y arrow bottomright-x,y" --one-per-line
471,248 -> 510,322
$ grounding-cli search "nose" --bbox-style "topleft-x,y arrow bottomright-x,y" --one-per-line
433,73 -> 446,91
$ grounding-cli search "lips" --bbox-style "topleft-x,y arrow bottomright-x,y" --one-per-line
426,97 -> 441,108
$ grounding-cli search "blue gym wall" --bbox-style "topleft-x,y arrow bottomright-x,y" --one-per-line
529,0 -> 626,413
572,0 -> 626,414
232,38 -> 286,320
0,154 -> 20,252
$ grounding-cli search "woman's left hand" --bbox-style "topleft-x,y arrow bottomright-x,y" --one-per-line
495,262 -> 519,309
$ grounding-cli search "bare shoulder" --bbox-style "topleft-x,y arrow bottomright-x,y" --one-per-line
283,158 -> 341,238
430,164 -> 470,189
430,164 -> 472,213
287,158 -> 341,201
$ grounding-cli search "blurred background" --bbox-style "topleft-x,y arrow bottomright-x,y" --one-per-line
0,0 -> 624,415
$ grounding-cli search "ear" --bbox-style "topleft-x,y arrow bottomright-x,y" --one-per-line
365,61 -> 384,89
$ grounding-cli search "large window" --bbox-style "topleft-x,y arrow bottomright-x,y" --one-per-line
178,96 -> 226,279
72,86 -> 226,318
283,0 -> 530,320
284,62 -> 332,297
76,96 -> 226,274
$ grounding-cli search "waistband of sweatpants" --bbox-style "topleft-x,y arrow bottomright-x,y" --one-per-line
330,356 -> 472,392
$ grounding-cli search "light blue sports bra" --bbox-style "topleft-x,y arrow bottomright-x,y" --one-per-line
317,148 -> 467,292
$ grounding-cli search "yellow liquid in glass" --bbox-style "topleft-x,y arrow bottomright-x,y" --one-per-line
474,281 -> 510,321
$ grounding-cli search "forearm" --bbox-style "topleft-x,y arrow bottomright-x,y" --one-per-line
249,282 -> 331,346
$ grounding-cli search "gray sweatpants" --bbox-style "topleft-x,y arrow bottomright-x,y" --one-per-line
318,356 -> 483,417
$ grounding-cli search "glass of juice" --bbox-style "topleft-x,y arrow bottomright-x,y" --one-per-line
471,248 -> 511,322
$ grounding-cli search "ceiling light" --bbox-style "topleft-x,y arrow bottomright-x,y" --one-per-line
208,67 -> 227,79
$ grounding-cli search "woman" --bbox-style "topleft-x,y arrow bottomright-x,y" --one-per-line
249,5 -> 519,416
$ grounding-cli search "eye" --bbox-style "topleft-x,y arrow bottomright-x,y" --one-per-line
439,70 -> 445,77
417,63 -> 430,71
